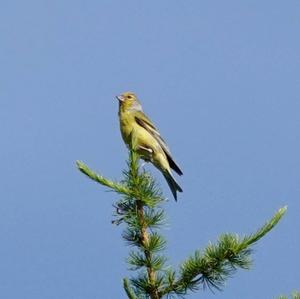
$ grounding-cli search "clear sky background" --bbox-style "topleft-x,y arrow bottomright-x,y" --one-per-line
1,1 -> 299,298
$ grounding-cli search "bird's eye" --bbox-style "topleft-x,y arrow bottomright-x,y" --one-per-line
127,95 -> 132,99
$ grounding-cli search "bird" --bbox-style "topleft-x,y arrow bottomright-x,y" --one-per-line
116,92 -> 183,200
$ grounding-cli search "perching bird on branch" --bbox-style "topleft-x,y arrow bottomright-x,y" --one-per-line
116,92 -> 183,200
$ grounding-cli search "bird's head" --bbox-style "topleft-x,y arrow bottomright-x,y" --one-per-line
116,92 -> 142,112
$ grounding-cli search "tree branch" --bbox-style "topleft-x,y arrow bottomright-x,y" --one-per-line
77,151 -> 287,298
76,160 -> 131,195
160,206 -> 287,296
123,278 -> 137,299
136,200 -> 160,299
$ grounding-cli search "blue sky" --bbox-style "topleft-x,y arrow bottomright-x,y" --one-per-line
1,1 -> 299,298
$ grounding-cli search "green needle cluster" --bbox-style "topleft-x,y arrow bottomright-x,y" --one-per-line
76,150 -> 286,299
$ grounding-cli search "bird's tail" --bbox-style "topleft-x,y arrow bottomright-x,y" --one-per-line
163,171 -> 183,201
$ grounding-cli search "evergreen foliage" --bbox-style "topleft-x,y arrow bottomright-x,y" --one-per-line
278,291 -> 300,299
76,149 -> 286,299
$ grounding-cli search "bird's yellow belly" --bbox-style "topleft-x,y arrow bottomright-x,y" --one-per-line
119,111 -> 169,171
119,114 -> 135,145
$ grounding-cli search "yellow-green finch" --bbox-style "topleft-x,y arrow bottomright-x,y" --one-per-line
116,92 -> 183,200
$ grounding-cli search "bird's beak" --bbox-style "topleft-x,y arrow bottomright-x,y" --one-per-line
116,95 -> 124,102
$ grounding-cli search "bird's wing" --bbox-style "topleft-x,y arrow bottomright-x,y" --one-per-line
135,111 -> 183,175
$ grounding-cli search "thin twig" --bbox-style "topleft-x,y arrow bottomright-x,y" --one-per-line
136,199 -> 160,299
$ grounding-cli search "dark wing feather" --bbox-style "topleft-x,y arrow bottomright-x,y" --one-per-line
135,114 -> 183,176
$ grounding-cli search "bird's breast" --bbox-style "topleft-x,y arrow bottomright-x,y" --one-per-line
119,111 -> 135,145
